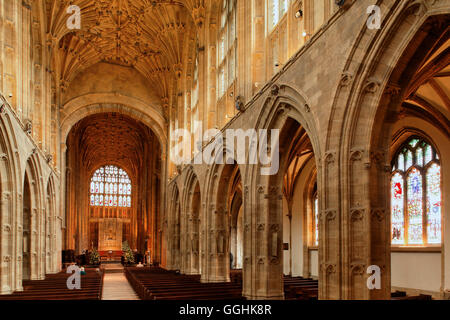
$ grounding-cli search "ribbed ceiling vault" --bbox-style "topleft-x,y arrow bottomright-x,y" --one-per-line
46,0 -> 208,100
68,113 -> 158,177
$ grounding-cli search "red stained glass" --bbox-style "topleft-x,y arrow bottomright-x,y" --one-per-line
391,173 -> 404,244
391,137 -> 441,246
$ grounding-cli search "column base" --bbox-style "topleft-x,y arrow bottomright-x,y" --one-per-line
244,293 -> 285,300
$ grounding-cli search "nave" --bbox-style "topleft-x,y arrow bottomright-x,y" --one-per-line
0,0 -> 448,301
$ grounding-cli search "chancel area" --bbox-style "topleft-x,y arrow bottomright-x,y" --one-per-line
0,0 -> 449,301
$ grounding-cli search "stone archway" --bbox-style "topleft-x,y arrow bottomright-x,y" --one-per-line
325,1 -> 450,300
0,114 -> 18,294
64,112 -> 163,262
180,169 -> 202,275
45,176 -> 57,274
203,162 -> 242,283
240,83 -> 320,300
166,182 -> 181,270
22,154 -> 45,281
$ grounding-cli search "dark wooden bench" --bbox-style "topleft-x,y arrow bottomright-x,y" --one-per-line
0,269 -> 104,300
125,267 -> 244,300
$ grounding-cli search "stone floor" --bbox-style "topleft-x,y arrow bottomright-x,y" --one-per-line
101,264 -> 140,300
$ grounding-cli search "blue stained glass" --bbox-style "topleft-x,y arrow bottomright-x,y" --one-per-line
407,168 -> 423,244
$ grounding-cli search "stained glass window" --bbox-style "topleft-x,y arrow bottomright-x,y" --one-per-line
391,173 -> 404,244
390,137 -> 441,246
89,165 -> 132,208
427,164 -> 441,244
407,168 -> 423,244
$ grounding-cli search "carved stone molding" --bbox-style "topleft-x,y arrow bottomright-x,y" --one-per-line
350,264 -> 366,275
340,71 -> 353,87
350,209 -> 364,222
270,85 -> 280,96
270,257 -> 280,265
371,208 -> 386,222
324,152 -> 335,165
324,210 -> 337,221
350,149 -> 364,162
321,263 -> 337,274
364,78 -> 381,94
384,84 -> 401,97
257,185 -> 264,194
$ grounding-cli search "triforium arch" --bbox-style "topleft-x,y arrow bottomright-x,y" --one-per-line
326,1 -> 450,300
180,168 -> 202,275
243,84 -> 320,300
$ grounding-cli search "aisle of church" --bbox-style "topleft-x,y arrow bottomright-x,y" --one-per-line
101,265 -> 140,301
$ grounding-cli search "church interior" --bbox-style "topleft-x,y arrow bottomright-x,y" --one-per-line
0,0 -> 448,301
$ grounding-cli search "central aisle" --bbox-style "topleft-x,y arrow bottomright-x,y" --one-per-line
101,264 -> 140,300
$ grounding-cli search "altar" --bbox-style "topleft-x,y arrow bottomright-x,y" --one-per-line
98,218 -> 123,251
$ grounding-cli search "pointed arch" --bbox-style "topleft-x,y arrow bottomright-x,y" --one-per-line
325,0 -> 450,299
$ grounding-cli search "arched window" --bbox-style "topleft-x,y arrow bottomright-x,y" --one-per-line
217,0 -> 236,99
391,137 -> 441,246
90,165 -> 132,208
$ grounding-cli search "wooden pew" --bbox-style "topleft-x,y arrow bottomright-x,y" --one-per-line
0,269 -> 104,300
126,267 -> 244,300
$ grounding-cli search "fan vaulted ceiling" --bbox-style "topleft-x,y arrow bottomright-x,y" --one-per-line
68,112 -> 159,176
48,0 -> 208,99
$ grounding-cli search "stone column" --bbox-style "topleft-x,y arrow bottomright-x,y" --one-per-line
243,182 -> 284,300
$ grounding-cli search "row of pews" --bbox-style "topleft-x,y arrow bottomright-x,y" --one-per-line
0,268 -> 104,300
391,291 -> 433,300
284,276 -> 318,300
125,267 -> 245,300
233,270 -> 319,300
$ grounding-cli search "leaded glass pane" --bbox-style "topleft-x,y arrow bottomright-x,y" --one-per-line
407,168 -> 423,244
405,150 -> 413,170
425,144 -> 433,164
416,147 -> 423,167
398,153 -> 405,171
427,164 -> 441,244
391,173 -> 404,244
90,165 -> 131,208
409,138 -> 420,148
